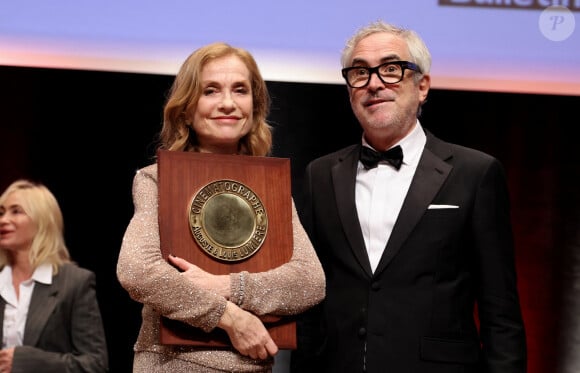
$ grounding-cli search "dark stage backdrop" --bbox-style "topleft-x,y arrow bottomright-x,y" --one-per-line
1,65 -> 578,373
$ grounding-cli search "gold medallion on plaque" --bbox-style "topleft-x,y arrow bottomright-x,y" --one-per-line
189,180 -> 268,262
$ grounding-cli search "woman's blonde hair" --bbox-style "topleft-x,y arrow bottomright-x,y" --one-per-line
0,179 -> 70,273
158,42 -> 272,156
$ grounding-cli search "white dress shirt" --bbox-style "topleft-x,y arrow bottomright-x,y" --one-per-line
0,263 -> 52,348
355,121 -> 427,272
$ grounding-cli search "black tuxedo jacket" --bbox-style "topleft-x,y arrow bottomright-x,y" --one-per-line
293,130 -> 526,373
0,263 -> 108,373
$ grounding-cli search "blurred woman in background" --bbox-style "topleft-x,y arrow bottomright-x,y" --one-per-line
0,179 -> 108,373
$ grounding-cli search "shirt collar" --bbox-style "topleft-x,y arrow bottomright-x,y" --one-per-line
0,263 -> 53,286
398,119 -> 427,167
0,266 -> 12,289
32,264 -> 53,285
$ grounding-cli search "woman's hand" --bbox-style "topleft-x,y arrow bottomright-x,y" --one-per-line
218,302 -> 279,359
168,254 -> 231,298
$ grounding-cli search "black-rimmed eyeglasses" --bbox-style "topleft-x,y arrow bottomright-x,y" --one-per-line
341,61 -> 422,88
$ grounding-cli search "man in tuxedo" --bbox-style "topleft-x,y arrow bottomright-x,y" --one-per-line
291,20 -> 526,373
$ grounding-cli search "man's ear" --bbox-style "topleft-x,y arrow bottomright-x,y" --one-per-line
418,74 -> 430,103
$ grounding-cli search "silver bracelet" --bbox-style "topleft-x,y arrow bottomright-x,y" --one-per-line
237,272 -> 245,306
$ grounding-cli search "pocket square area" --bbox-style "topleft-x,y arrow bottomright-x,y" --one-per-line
428,204 -> 459,209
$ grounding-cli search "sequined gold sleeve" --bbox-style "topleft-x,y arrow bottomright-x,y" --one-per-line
116,164 -> 226,333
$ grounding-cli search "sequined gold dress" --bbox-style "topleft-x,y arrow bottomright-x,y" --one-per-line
117,164 -> 325,372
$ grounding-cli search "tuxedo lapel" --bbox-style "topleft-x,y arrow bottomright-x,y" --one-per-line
23,278 -> 59,345
332,145 -> 374,277
374,137 -> 453,275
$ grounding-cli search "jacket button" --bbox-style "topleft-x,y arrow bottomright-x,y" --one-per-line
358,327 -> 366,337
371,282 -> 380,290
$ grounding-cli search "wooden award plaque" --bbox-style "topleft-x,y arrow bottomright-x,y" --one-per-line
157,150 -> 296,348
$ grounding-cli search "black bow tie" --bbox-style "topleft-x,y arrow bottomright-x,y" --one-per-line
360,145 -> 403,170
